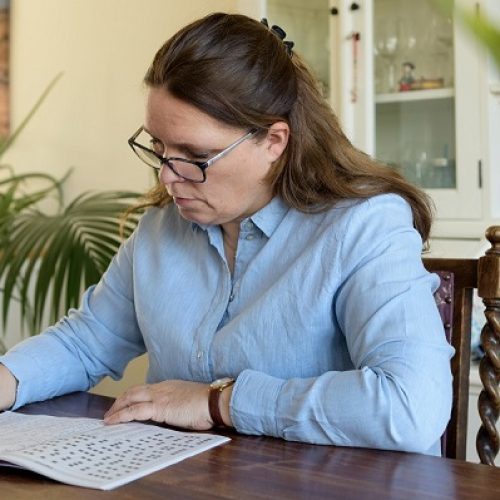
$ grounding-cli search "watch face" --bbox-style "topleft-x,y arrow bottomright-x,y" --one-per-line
210,377 -> 234,389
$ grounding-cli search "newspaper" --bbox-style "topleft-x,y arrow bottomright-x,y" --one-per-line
0,411 -> 229,490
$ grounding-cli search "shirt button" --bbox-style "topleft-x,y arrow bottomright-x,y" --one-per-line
229,293 -> 235,302
197,351 -> 203,359
245,234 -> 254,241
244,221 -> 254,230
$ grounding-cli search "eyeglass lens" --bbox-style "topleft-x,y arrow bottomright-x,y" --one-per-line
134,148 -> 205,181
132,128 -> 206,181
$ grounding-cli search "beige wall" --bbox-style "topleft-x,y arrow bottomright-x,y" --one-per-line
3,0 -> 261,394
6,0 -> 247,200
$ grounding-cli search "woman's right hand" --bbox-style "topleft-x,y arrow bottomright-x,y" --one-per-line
0,364 -> 17,410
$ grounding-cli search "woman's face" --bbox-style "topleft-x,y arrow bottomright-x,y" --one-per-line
145,88 -> 288,228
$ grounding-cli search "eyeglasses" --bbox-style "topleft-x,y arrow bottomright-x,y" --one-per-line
128,126 -> 258,183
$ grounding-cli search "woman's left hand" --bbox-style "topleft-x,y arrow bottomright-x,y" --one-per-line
103,380 -> 212,430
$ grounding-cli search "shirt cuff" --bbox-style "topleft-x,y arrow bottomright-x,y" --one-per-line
230,368 -> 285,437
0,351 -> 42,410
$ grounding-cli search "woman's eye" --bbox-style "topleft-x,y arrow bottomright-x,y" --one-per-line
149,139 -> 164,155
190,152 -> 209,160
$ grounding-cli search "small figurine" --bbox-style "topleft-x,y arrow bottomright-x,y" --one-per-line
399,62 -> 415,91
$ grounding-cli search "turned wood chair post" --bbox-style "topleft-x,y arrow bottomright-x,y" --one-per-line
477,226 -> 500,465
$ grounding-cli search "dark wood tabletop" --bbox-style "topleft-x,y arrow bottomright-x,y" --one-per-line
0,392 -> 499,499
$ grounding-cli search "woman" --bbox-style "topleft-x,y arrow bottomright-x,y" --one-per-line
0,13 -> 453,455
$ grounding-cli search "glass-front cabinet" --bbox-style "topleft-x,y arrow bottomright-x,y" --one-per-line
256,0 -> 487,221
370,0 -> 483,220
266,0 -> 331,98
374,0 -> 456,190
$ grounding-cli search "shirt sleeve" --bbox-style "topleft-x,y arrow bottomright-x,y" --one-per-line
0,225 -> 145,410
230,195 -> 454,454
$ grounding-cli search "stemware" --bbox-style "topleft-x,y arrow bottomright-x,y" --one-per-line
374,18 -> 401,93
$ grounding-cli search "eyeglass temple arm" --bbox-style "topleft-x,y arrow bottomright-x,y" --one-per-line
204,129 -> 257,167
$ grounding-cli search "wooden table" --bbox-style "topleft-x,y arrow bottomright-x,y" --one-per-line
1,392 -> 499,499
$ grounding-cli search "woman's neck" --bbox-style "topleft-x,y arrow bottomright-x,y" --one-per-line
221,222 -> 240,274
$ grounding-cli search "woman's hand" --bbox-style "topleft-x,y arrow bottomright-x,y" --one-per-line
103,380 -> 214,430
0,364 -> 17,411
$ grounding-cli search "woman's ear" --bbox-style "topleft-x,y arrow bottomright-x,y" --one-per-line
264,121 -> 290,162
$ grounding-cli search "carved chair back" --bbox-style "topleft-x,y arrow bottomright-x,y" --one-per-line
423,226 -> 500,465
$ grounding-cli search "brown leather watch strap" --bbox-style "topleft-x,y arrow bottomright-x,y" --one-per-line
209,379 -> 234,427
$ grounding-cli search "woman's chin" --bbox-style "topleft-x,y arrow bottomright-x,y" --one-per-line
176,206 -> 215,226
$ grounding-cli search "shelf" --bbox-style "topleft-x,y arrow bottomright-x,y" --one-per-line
375,88 -> 455,104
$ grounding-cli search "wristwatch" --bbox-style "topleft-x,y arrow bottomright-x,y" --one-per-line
209,377 -> 235,427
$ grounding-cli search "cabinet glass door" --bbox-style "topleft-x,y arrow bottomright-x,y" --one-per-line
373,0 -> 456,190
266,0 -> 331,98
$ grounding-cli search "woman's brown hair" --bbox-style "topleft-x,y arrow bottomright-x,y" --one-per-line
136,12 -> 433,241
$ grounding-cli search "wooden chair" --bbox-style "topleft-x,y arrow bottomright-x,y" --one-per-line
423,225 -> 500,465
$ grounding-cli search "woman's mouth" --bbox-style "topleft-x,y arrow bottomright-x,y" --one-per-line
173,196 -> 196,207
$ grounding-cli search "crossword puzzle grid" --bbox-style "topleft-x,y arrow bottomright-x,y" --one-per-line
12,430 -> 215,481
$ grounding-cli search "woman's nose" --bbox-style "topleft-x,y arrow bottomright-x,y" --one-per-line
158,163 -> 185,185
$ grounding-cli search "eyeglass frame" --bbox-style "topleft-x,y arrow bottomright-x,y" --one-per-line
128,126 -> 258,183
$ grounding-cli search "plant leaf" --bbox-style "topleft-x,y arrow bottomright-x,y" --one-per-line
0,73 -> 64,160
435,0 -> 500,69
0,191 -> 141,334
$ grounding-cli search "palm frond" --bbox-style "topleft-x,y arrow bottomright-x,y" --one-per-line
0,191 -> 141,334
0,73 -> 64,160
0,74 -> 143,338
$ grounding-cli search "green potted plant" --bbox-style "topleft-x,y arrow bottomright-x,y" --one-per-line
0,76 -> 141,349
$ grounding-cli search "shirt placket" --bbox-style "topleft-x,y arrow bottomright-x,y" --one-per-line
189,226 -> 232,381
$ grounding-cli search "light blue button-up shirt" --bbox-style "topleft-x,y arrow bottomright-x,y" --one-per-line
0,194 -> 453,455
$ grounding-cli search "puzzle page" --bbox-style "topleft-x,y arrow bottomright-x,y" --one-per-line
0,411 -> 230,490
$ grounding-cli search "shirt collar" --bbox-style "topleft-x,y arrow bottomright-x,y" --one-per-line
249,196 -> 288,238
191,196 -> 289,238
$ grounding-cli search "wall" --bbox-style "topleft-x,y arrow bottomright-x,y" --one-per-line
6,0 -> 242,200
